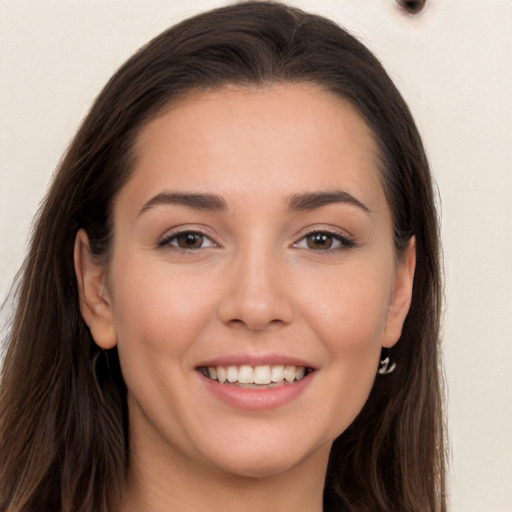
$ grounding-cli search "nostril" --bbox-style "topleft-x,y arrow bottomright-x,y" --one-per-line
217,271 -> 295,330
227,317 -> 285,330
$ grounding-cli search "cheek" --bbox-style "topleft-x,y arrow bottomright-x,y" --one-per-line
108,255 -> 220,375
295,262 -> 391,434
107,260 -> 220,436
300,259 -> 392,349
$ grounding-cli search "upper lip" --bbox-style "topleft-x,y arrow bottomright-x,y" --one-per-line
196,353 -> 317,370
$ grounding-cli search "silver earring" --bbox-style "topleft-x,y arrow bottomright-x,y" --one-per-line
377,348 -> 396,375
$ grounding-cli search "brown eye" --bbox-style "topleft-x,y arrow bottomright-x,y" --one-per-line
158,230 -> 215,250
176,232 -> 205,249
294,230 -> 357,252
306,233 -> 334,250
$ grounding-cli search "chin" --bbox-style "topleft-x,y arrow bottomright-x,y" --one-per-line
201,435 -> 332,480
213,454 -> 305,479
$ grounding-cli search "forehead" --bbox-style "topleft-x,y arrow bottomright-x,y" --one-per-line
123,83 -> 385,212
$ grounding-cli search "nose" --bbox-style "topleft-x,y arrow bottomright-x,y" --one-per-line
217,246 -> 294,331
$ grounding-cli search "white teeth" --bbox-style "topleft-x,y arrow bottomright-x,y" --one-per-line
217,366 -> 227,384
284,365 -> 296,383
227,365 -> 238,383
295,366 -> 305,381
238,365 -> 255,384
271,365 -> 284,382
202,364 -> 310,385
254,365 -> 271,385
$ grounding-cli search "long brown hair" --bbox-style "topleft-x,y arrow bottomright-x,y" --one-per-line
0,2 -> 445,511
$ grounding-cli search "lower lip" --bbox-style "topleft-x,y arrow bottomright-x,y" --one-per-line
198,372 -> 313,411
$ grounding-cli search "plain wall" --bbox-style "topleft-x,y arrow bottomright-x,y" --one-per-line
1,1 -> 511,510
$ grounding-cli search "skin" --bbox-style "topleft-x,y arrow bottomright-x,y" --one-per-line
75,83 -> 415,512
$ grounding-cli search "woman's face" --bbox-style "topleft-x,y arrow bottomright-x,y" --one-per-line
78,83 -> 414,479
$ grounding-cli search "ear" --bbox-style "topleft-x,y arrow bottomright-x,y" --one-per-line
74,229 -> 118,349
382,237 -> 416,348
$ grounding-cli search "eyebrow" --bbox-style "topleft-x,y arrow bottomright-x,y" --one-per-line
287,190 -> 370,213
138,192 -> 229,216
138,189 -> 370,216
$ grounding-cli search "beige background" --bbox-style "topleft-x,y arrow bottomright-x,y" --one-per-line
1,1 -> 511,510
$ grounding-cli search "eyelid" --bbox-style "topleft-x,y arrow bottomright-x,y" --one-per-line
292,226 -> 358,251
157,225 -> 220,249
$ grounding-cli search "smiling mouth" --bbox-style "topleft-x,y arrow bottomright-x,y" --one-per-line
198,364 -> 314,388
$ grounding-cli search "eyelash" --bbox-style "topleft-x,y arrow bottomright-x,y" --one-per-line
293,230 -> 358,252
157,229 -> 217,252
157,228 -> 357,253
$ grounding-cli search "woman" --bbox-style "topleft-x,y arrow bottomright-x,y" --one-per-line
0,2 -> 445,511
